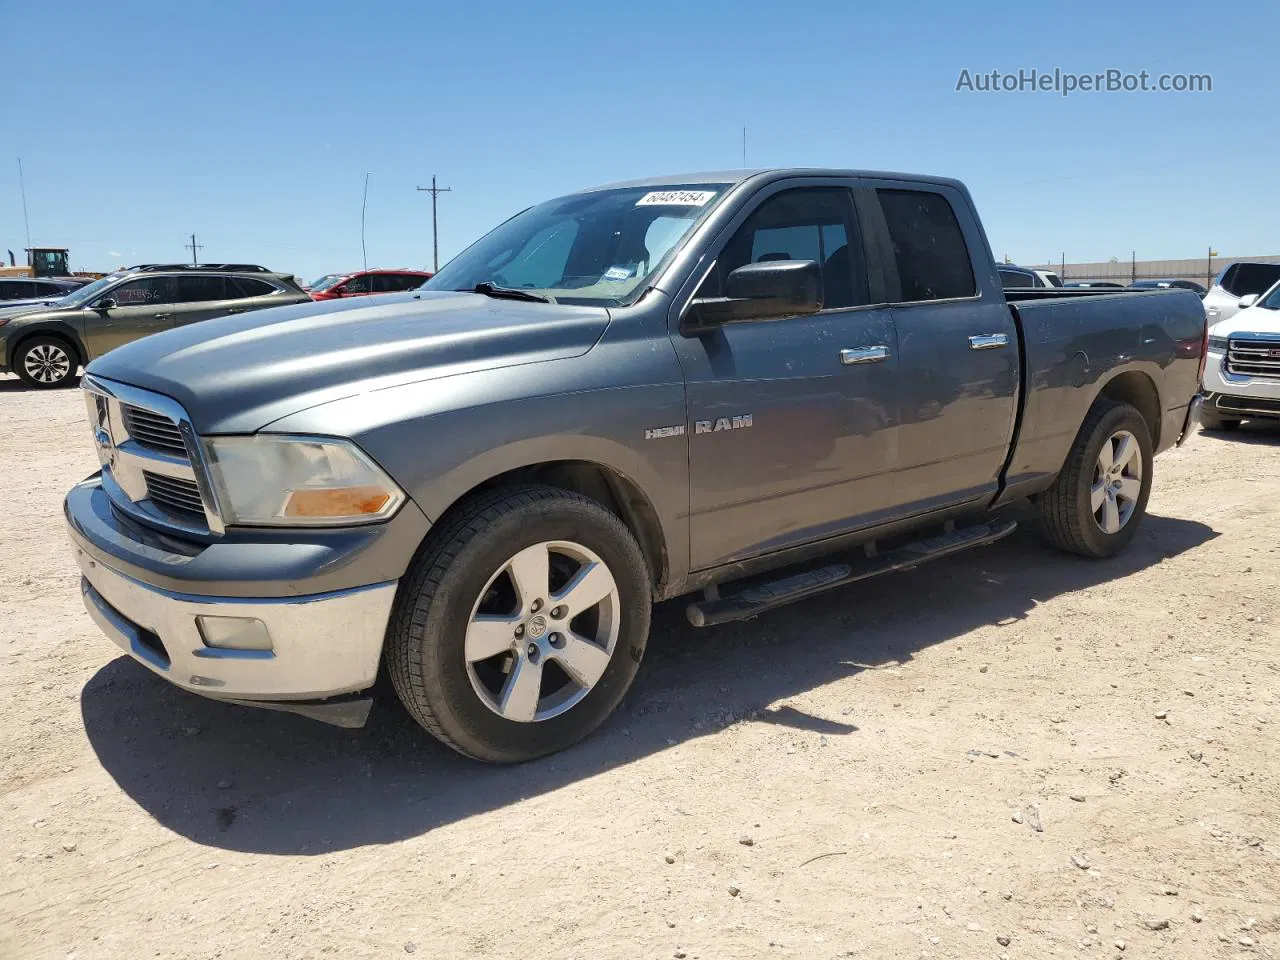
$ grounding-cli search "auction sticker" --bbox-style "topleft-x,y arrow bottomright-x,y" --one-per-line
635,190 -> 717,207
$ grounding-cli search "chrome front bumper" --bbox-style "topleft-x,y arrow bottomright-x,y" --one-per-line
74,543 -> 397,712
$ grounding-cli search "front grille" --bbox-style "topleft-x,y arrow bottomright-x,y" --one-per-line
1226,339 -> 1280,380
122,404 -> 187,455
143,471 -> 206,520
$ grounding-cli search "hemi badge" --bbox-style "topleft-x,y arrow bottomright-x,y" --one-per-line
644,425 -> 686,440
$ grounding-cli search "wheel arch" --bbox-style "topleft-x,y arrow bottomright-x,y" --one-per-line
420,457 -> 673,600
1094,368 -> 1161,448
7,322 -> 88,369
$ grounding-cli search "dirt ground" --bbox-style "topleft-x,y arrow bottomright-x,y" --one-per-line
1,372 -> 1276,960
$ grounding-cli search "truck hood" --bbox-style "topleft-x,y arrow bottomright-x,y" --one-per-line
86,291 -> 611,433
1209,304 -> 1280,338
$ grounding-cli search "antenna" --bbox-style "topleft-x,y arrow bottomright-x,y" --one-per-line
17,157 -> 31,250
361,172 -> 370,272
416,175 -> 453,273
742,127 -> 747,168
185,233 -> 204,266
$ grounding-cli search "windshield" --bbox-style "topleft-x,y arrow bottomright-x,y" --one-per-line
309,273 -> 346,292
1258,281 -> 1280,309
423,184 -> 731,306
57,273 -> 126,307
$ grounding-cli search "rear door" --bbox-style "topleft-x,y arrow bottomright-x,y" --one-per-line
673,181 -> 900,570
859,181 -> 1019,512
225,276 -> 288,315
172,275 -> 234,327
84,276 -> 178,357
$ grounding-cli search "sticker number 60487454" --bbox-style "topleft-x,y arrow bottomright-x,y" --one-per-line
635,190 -> 717,207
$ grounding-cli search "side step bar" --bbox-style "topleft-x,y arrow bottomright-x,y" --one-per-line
685,520 -> 1018,627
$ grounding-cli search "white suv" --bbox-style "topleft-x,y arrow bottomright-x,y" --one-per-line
1203,261 -> 1280,326
1201,280 -> 1280,430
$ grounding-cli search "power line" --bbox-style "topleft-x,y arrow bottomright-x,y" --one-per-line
17,157 -> 31,250
416,175 -> 452,273
185,233 -> 204,266
361,172 -> 370,272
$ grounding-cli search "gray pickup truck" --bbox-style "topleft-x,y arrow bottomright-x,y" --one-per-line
65,168 -> 1206,762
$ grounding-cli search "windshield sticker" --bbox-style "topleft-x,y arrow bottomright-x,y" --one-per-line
635,190 -> 717,207
602,265 -> 636,282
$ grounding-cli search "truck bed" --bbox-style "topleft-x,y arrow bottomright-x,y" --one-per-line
1000,288 -> 1205,501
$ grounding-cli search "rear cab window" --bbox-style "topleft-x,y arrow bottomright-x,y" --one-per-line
876,188 -> 977,302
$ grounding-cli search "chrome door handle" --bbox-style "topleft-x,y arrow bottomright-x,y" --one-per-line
153,313 -> 172,320
840,345 -> 889,365
969,333 -> 1009,350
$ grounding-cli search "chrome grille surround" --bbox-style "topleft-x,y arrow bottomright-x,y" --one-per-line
81,374 -> 225,536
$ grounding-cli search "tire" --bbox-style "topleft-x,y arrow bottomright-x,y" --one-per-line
387,485 -> 651,763
1198,405 -> 1242,432
1038,400 -> 1153,559
14,335 -> 78,388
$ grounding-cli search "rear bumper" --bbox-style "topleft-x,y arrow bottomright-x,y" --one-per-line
1177,394 -> 1204,446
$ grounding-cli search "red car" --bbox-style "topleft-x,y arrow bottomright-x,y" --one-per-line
308,269 -> 433,301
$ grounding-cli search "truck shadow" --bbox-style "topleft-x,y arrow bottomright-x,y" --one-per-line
80,512 -> 1216,855
1200,420 -> 1280,445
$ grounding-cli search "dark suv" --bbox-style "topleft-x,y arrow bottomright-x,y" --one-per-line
0,264 -> 310,388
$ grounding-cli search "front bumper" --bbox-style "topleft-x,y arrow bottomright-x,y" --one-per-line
66,476 -> 415,724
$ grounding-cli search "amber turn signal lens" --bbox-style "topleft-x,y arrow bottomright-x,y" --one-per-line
282,486 -> 393,518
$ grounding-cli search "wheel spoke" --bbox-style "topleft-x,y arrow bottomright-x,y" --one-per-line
497,656 -> 543,722
1101,492 -> 1121,534
554,561 -> 616,620
1112,434 -> 1136,473
465,615 -> 520,663
553,632 -> 611,689
1096,438 -> 1114,473
1116,477 -> 1142,504
506,543 -> 550,611
1090,479 -> 1107,512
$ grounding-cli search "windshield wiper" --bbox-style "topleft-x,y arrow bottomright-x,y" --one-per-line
468,281 -> 552,303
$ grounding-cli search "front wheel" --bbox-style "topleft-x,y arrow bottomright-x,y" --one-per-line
387,485 -> 651,763
1038,401 -> 1154,558
15,336 -> 78,388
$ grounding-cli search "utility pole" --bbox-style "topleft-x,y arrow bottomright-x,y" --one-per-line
185,233 -> 203,266
416,175 -> 452,272
1207,245 -> 1217,290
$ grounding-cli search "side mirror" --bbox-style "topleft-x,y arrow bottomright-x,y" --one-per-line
1237,293 -> 1259,310
682,260 -> 823,334
95,298 -> 117,311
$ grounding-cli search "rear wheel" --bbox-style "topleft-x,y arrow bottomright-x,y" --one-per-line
387,485 -> 651,763
15,336 -> 78,388
1038,401 -> 1153,558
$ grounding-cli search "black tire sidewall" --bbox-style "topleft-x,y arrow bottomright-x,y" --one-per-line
16,336 -> 78,389
412,497 -> 649,762
1072,406 -> 1154,556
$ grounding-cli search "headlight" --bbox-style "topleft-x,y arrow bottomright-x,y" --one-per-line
205,435 -> 405,526
1208,335 -> 1229,352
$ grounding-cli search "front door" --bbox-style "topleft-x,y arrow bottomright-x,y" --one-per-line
83,276 -> 178,358
673,184 -> 900,571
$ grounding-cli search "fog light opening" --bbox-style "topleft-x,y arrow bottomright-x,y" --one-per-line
196,615 -> 274,652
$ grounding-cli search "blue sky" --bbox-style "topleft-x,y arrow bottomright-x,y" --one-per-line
2,0 -> 1275,280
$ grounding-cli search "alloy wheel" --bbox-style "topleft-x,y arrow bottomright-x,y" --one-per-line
1091,429 -> 1142,534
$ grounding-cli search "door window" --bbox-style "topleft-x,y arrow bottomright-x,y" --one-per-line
1,281 -> 35,299
697,188 -> 867,310
177,275 -> 229,302
877,189 -> 977,302
108,276 -> 178,306
343,275 -> 370,294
